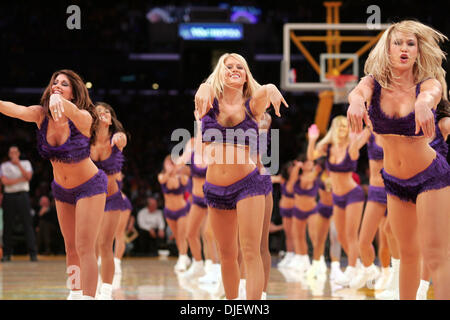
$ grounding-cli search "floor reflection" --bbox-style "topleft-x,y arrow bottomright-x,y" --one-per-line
0,255 -> 430,300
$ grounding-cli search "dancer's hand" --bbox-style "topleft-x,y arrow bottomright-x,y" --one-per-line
307,124 -> 320,141
293,160 -> 303,168
347,102 -> 368,133
49,93 -> 64,121
111,132 -> 126,148
195,84 -> 213,118
266,84 -> 288,117
415,104 -> 435,138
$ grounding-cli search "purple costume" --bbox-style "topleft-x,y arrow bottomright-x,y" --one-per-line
190,152 -> 207,209
367,133 -> 388,215
259,129 -> 273,196
37,117 -> 107,204
317,180 -> 333,219
317,201 -> 333,219
93,138 -> 126,211
117,179 -> 133,211
326,144 -> 365,209
368,77 -> 450,203
430,120 -> 448,158
292,178 -> 319,220
161,179 -> 190,220
279,182 -> 294,218
201,98 -> 266,210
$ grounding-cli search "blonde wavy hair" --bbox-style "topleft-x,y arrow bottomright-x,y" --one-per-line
365,20 -> 448,99
204,53 -> 261,100
316,116 -> 349,151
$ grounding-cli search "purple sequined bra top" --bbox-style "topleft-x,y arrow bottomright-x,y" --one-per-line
92,137 -> 125,175
281,182 -> 294,198
368,77 -> 435,136
294,177 -> 319,197
202,98 -> 259,154
161,178 -> 185,195
367,133 -> 384,161
37,116 -> 90,163
326,144 -> 358,173
430,120 -> 448,157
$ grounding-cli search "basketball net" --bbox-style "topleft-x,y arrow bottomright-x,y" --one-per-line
327,74 -> 357,104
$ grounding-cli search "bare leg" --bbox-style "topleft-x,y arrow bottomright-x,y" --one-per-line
332,206 -> 349,258
167,216 -> 189,256
387,195 -> 419,300
114,210 -> 131,259
282,217 -> 294,253
98,210 -> 121,284
378,217 -> 391,268
75,193 -> 106,297
292,218 -> 308,255
237,195 -> 265,300
202,212 -> 219,263
313,215 -> 331,260
383,219 -> 400,259
416,187 -> 450,299
344,201 -> 364,267
186,204 -> 207,262
260,193 -> 273,292
55,201 -> 80,290
209,207 -> 239,299
358,201 -> 386,267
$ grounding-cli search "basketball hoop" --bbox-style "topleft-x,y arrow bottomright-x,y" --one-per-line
327,74 -> 358,104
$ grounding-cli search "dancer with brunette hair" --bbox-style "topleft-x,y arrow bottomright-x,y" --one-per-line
90,102 -> 127,300
0,70 -> 107,299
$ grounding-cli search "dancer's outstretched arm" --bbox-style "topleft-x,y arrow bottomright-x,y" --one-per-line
0,100 -> 42,124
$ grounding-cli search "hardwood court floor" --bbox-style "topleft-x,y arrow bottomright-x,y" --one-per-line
0,255 -> 433,300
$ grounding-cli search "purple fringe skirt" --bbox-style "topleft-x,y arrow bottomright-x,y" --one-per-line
279,207 -> 294,218
367,185 -> 387,205
51,169 -> 107,205
164,203 -> 190,221
332,185 -> 365,209
293,205 -> 317,220
260,173 -> 273,196
381,152 -> 450,204
202,168 -> 266,210
192,194 -> 207,209
105,190 -> 126,211
121,194 -> 133,211
317,201 -> 333,219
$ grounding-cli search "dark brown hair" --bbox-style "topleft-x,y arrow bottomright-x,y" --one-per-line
436,99 -> 450,122
40,69 -> 99,143
94,102 -> 129,143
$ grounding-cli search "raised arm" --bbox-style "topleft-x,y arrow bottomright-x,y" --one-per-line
195,83 -> 215,118
347,76 -> 374,133
307,124 -> 327,161
285,161 -> 303,194
438,117 -> 450,140
111,131 -> 128,151
348,127 -> 371,159
415,78 -> 442,138
49,94 -> 93,136
158,171 -> 170,185
270,175 -> 282,184
250,84 -> 288,122
0,101 -> 43,125
175,138 -> 193,166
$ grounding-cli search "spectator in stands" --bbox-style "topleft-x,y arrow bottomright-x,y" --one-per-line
136,196 -> 165,256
